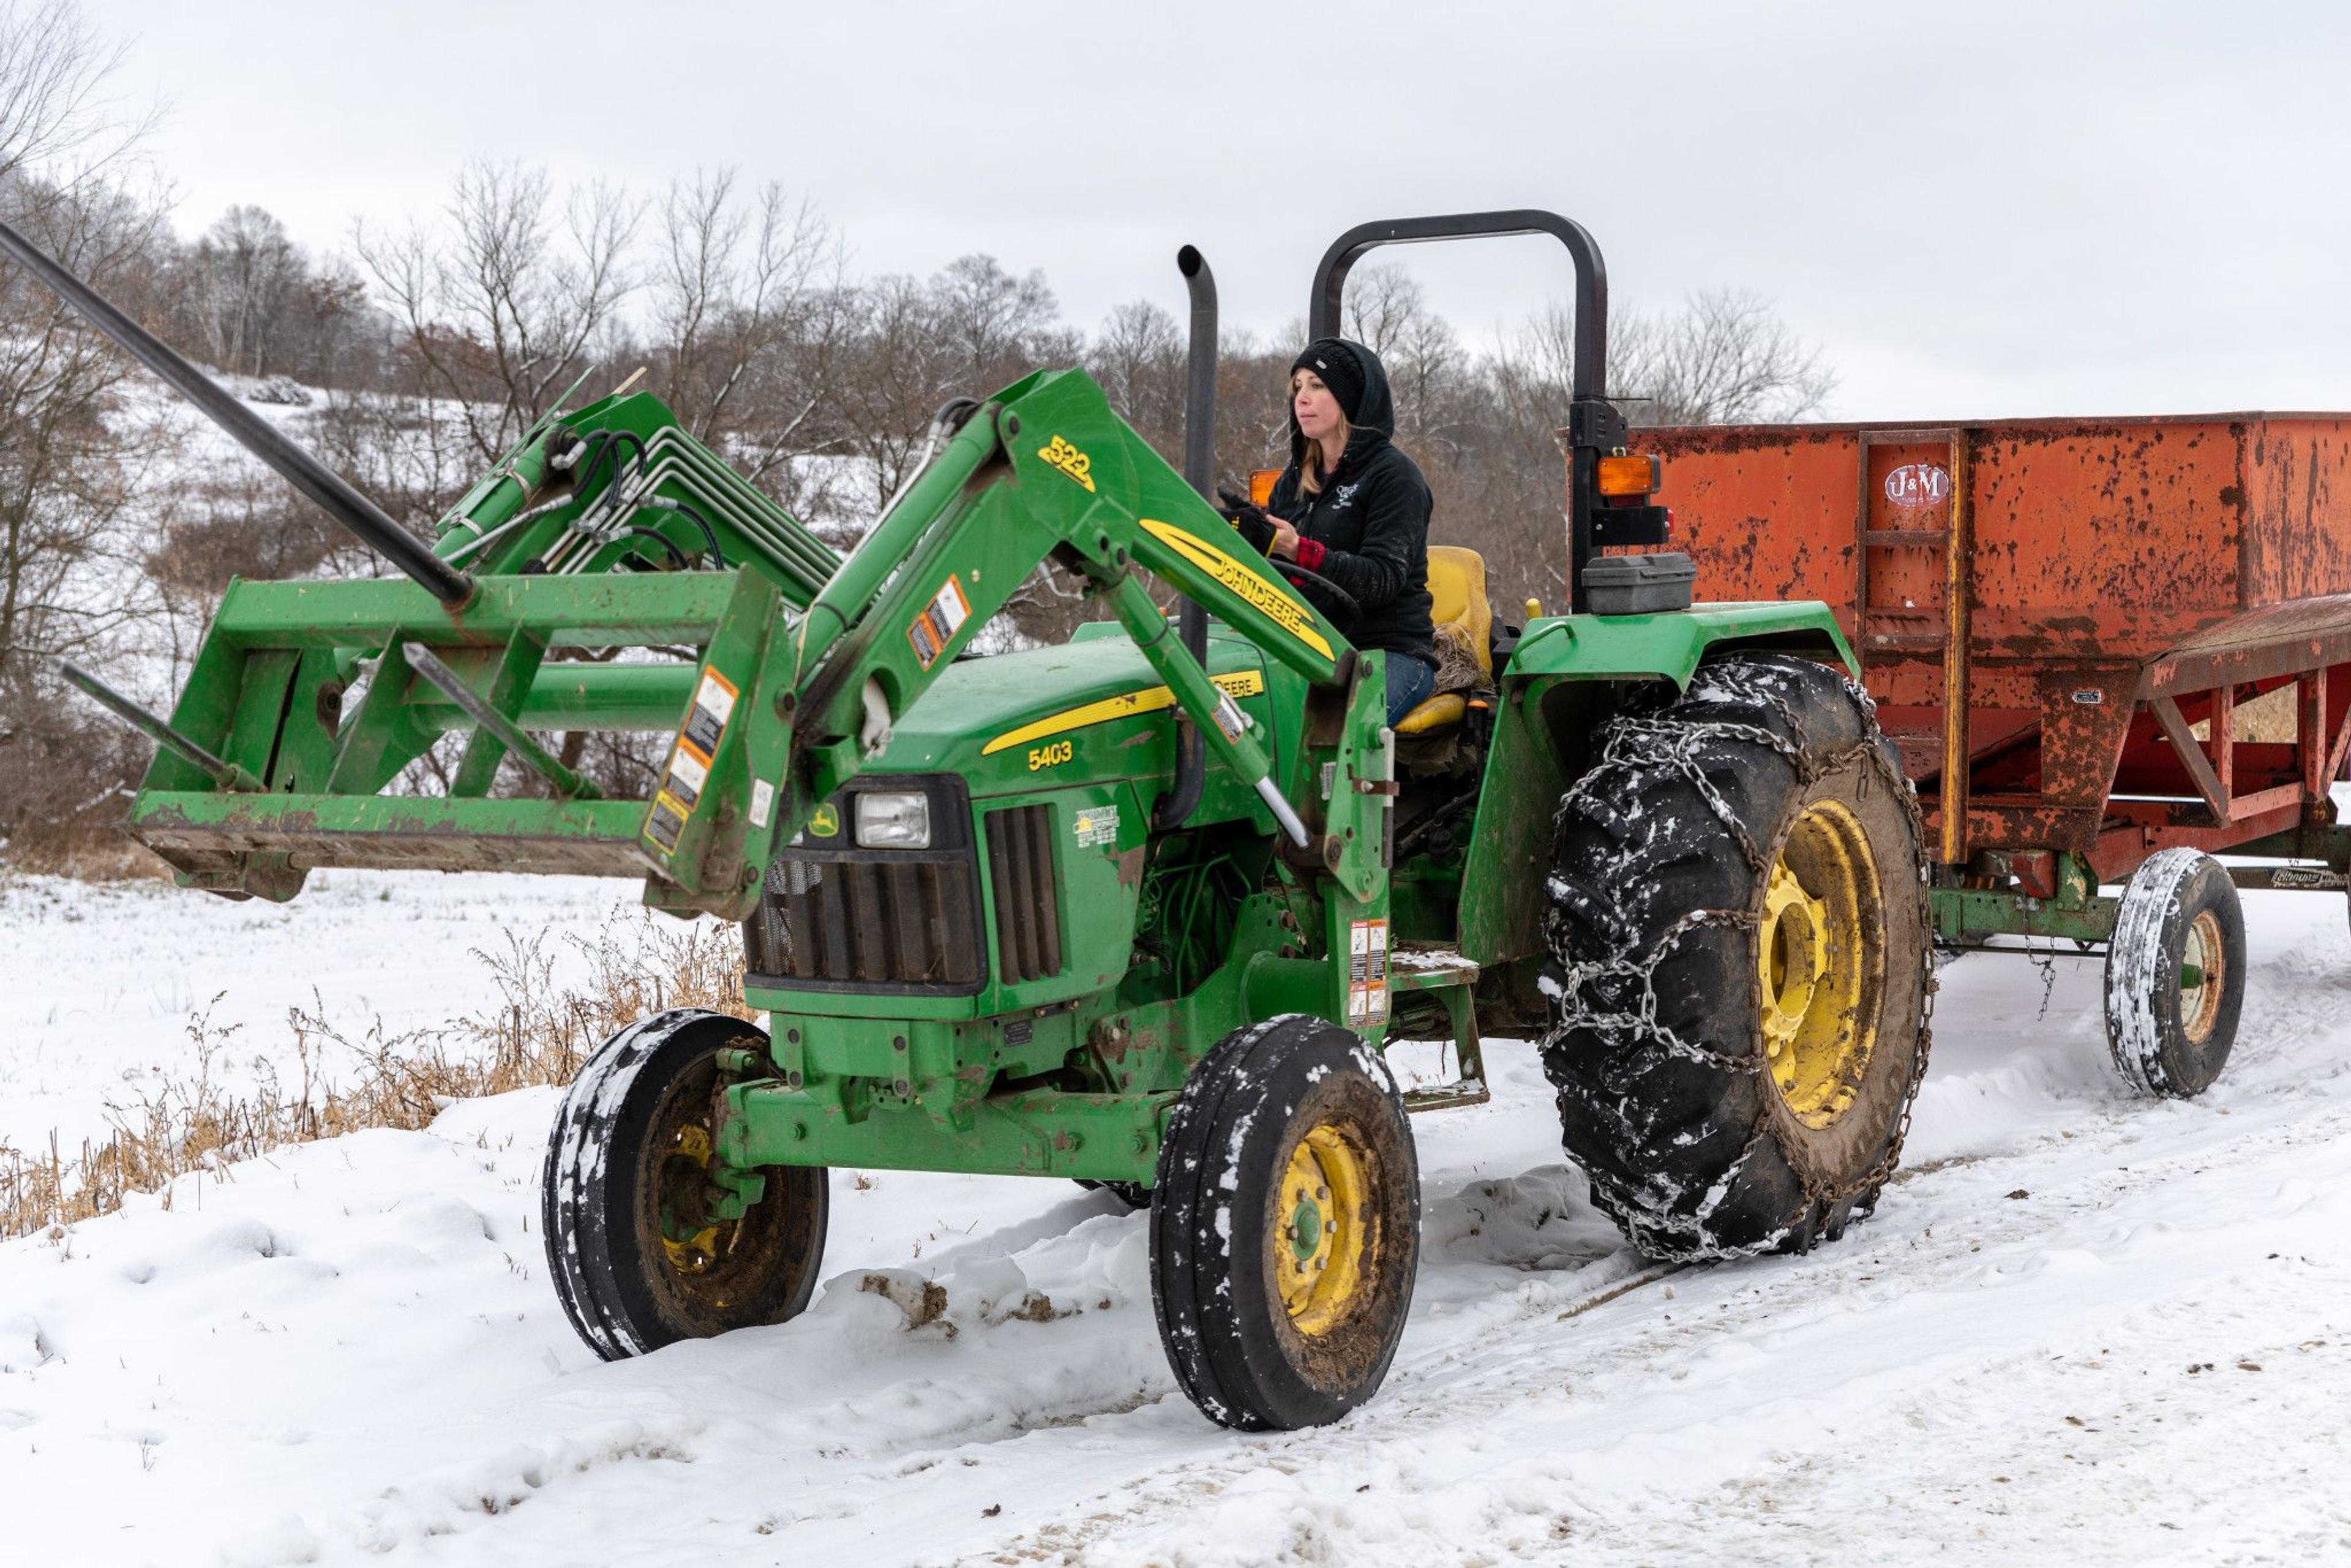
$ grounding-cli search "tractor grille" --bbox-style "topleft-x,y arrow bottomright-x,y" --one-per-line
743,779 -> 984,994
984,803 -> 1062,984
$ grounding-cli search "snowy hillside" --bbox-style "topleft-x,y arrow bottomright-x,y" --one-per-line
3,869 -> 2349,1565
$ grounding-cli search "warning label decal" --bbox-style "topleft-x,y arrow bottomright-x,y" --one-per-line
679,669 -> 738,763
645,791 -> 691,853
662,743 -> 709,808
1347,917 -> 1390,1027
647,666 -> 740,855
907,577 -> 973,670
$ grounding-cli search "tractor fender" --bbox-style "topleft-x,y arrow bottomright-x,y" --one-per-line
1453,602 -> 1852,978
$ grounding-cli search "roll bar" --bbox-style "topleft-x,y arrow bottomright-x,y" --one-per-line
1308,209 -> 1610,400
1305,209 -> 1653,613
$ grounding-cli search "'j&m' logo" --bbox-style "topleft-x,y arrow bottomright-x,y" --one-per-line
1038,435 -> 1097,492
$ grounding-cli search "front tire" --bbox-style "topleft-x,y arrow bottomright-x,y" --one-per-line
1149,1015 -> 1420,1431
2104,849 -> 2243,1098
542,1008 -> 828,1359
1542,653 -> 1932,1261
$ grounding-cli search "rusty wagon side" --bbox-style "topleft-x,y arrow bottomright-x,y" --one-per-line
1639,412 -> 2351,948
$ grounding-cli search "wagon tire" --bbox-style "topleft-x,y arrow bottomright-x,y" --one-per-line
2103,849 -> 2243,1098
543,1008 -> 828,1359
1149,1015 -> 1420,1431
1541,652 -> 1932,1261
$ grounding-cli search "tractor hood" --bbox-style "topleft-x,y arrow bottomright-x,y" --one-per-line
867,623 -> 1273,789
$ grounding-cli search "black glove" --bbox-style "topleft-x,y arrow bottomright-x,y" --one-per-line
1215,486 -> 1277,555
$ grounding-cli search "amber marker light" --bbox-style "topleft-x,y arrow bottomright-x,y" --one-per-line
1597,454 -> 1663,498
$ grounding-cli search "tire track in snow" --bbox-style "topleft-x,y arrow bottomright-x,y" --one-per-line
962,1057 -> 2351,1565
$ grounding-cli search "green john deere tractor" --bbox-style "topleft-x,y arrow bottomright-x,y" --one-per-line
23,209 -> 1930,1431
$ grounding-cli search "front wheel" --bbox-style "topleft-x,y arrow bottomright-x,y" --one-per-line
1149,1015 -> 1420,1431
542,1008 -> 829,1359
2104,849 -> 2243,1098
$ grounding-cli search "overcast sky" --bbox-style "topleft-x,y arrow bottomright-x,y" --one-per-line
73,0 -> 2351,421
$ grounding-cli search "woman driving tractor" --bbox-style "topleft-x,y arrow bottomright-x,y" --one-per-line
1228,337 -> 1438,724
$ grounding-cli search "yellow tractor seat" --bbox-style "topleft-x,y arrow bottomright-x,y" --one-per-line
1393,546 -> 1492,737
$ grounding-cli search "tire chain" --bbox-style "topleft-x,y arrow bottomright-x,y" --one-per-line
1541,658 -> 1938,1237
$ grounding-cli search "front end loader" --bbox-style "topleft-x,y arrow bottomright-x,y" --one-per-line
24,209 -> 1930,1431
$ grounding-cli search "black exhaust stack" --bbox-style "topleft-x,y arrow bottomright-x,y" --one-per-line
1157,243 -> 1218,830
0,217 -> 474,608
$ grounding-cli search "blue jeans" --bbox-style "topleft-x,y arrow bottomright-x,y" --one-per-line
1384,653 -> 1437,725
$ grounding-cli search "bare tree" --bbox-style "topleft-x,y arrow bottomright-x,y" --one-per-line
931,253 -> 1075,388
831,255 -> 1079,516
644,168 -> 849,517
1460,287 -> 1835,610
1086,298 -> 1185,454
355,159 -> 643,470
179,203 -> 301,376
1510,287 -> 1834,428
0,0 -> 138,189
0,181 -> 162,680
0,1 -> 174,866
1341,264 -> 1485,477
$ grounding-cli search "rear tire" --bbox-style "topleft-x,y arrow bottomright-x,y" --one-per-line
1149,1015 -> 1419,1431
2104,849 -> 2243,1098
543,1008 -> 828,1359
1542,653 -> 1932,1261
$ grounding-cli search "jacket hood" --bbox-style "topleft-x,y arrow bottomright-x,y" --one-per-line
1287,336 -> 1395,474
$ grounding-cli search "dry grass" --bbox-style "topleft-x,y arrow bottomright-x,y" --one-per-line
4,832 -> 175,883
1,910 -> 754,1242
2189,683 -> 2297,743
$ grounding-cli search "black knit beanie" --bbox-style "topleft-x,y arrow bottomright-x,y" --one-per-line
1290,339 -> 1367,423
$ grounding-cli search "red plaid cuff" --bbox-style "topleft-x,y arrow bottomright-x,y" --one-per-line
1292,537 -> 1326,571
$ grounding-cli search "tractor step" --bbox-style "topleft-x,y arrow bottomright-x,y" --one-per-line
1391,945 -> 1490,1111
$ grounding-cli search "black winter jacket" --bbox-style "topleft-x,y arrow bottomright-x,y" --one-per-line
1265,343 -> 1436,665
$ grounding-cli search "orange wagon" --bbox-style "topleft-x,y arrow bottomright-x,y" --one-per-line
1638,413 -> 2351,1087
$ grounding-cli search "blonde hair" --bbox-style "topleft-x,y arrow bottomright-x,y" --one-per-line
1291,369 -> 1352,497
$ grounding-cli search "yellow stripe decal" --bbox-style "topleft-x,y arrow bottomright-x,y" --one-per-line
1136,518 -> 1335,662
981,670 -> 1266,756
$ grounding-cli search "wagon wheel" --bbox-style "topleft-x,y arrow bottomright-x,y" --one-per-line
2103,849 -> 2244,1098
1540,651 -> 1933,1259
542,1008 -> 828,1359
1149,1015 -> 1420,1431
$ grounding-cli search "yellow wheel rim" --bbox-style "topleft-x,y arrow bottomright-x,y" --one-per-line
2181,909 -> 2225,1045
1759,799 -> 1886,1130
659,1122 -> 726,1276
1275,1123 -> 1373,1336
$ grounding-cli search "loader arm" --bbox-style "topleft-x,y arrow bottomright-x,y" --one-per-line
119,366 -> 1363,918
642,366 -> 1356,913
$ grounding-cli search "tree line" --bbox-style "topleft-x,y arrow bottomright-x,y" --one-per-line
0,0 -> 1832,868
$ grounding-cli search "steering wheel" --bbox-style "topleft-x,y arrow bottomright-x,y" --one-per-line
1273,561 -> 1362,625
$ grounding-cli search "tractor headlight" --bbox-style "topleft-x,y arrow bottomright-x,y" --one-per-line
854,790 -> 932,849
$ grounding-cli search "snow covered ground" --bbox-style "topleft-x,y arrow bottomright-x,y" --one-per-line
4,868 -> 2350,1565
0,870 -> 632,1150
